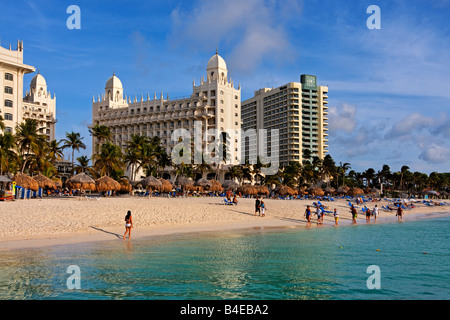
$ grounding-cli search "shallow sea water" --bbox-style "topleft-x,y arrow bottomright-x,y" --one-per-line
1,213 -> 449,300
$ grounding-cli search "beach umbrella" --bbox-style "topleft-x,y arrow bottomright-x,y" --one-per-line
255,185 -> 270,195
176,177 -> 194,191
238,184 -> 258,195
324,187 -> 335,195
209,179 -> 223,192
348,187 -> 364,196
337,186 -> 349,194
13,173 -> 39,191
118,178 -> 132,193
194,178 -> 212,189
66,172 -> 96,191
141,176 -> 162,190
222,180 -> 239,191
312,187 -> 324,196
96,175 -> 121,192
32,174 -> 57,190
158,178 -> 174,193
275,185 -> 296,196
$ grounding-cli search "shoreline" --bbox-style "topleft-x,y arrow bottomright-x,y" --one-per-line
0,196 -> 449,251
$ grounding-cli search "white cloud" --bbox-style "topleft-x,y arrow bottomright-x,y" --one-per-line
328,103 -> 357,133
169,0 -> 301,73
387,112 -> 435,138
418,143 -> 450,164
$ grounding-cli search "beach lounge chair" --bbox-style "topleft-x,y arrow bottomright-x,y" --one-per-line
223,198 -> 234,205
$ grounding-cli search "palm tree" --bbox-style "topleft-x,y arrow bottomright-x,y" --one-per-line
124,148 -> 141,181
227,165 -> 242,183
338,162 -> 351,187
94,142 -> 124,177
62,132 -> 86,171
15,119 -> 46,173
0,115 -> 5,132
322,154 -> 336,187
47,139 -> 64,165
73,155 -> 92,174
0,132 -> 16,175
89,124 -> 112,153
400,165 -> 410,191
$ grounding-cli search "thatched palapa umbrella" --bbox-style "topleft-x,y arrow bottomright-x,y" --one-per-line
66,172 -> 96,191
337,186 -> 349,194
141,176 -> 162,190
238,184 -> 258,196
194,178 -> 212,190
32,174 -> 57,190
176,177 -> 194,191
118,178 -> 132,193
95,175 -> 121,193
324,187 -> 335,195
348,187 -> 364,196
311,187 -> 324,196
210,179 -> 223,193
158,178 -> 174,193
275,185 -> 296,196
255,185 -> 269,195
14,173 -> 39,191
222,180 -> 239,191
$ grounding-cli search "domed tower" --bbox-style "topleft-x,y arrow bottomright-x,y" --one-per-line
30,72 -> 47,95
105,72 -> 123,101
206,50 -> 228,82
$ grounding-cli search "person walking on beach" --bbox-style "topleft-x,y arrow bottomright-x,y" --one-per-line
123,210 -> 133,239
396,205 -> 403,221
373,205 -> 379,222
334,208 -> 340,226
305,205 -> 312,226
351,205 -> 357,224
255,197 -> 261,216
260,200 -> 266,217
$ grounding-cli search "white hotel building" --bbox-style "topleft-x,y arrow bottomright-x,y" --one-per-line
0,41 -> 56,140
91,52 -> 242,182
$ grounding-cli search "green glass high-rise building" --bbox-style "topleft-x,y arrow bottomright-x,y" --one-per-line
241,74 -> 328,167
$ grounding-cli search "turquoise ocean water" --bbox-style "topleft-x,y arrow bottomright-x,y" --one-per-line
1,213 -> 449,300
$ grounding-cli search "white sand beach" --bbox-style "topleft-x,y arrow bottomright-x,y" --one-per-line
1,195 -> 449,250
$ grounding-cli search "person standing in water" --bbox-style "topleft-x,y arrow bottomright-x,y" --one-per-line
373,205 -> 379,222
333,208 -> 340,226
396,205 -> 403,221
351,205 -> 357,224
305,205 -> 312,226
123,210 -> 133,239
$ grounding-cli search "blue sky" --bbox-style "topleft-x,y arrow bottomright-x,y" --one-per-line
1,0 -> 449,174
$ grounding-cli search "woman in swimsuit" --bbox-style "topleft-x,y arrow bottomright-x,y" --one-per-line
123,210 -> 133,239
305,205 -> 312,226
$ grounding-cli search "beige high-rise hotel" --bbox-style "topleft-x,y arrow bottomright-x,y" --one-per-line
91,52 -> 241,181
241,75 -> 328,168
0,40 -> 56,141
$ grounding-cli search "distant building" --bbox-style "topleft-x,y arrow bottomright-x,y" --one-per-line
91,51 -> 241,182
241,75 -> 328,167
0,40 -> 56,140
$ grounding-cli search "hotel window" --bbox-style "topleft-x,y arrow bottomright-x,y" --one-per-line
4,86 -> 13,94
5,73 -> 13,81
4,100 -> 13,107
5,127 -> 12,133
4,113 -> 13,121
